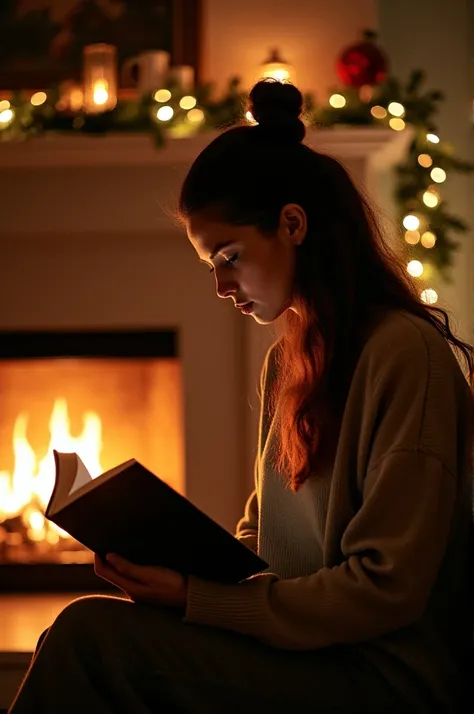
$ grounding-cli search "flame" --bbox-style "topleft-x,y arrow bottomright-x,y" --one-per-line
0,398 -> 103,541
93,79 -> 109,106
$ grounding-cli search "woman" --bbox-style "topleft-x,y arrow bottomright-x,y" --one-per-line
9,79 -> 473,714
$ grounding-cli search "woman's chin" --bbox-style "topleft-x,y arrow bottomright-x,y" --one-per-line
252,303 -> 289,325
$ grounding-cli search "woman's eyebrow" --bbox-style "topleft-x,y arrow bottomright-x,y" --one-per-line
209,241 -> 233,260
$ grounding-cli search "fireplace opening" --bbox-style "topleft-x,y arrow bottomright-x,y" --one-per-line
0,329 -> 183,590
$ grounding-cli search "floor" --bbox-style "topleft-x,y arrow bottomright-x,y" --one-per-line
0,592 -> 96,711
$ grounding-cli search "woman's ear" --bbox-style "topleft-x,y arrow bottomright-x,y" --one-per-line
279,203 -> 307,246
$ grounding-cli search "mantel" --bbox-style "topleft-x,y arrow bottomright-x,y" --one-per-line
1,127 -> 412,169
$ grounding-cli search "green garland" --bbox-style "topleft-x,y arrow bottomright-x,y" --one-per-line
310,70 -> 474,281
1,71 -> 472,281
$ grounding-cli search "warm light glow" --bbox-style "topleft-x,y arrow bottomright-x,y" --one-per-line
69,89 -> 84,112
388,102 -> 405,117
154,89 -> 172,103
421,288 -> 438,304
157,105 -> 174,121
31,92 -> 47,107
263,66 -> 290,82
0,100 -> 10,111
418,153 -> 433,168
329,93 -> 346,108
427,133 -> 440,143
430,167 -> 446,183
421,231 -> 437,248
407,260 -> 424,277
423,189 -> 439,208
405,230 -> 420,245
187,108 -> 204,124
370,105 -> 387,119
93,80 -> 109,106
261,48 -> 292,82
245,110 -> 257,124
0,398 -> 102,539
179,95 -> 197,110
389,117 -> 405,131
403,214 -> 420,231
0,108 -> 14,124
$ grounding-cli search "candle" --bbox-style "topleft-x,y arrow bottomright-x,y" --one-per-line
83,43 -> 118,113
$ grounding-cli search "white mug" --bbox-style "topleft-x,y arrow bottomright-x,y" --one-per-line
122,50 -> 170,94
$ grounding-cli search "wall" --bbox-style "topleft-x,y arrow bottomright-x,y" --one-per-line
379,0 -> 474,341
201,0 -> 377,98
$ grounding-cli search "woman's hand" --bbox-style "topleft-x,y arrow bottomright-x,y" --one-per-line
94,553 -> 188,609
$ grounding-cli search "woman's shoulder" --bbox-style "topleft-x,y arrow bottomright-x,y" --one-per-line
364,309 -> 453,363
360,308 -> 469,392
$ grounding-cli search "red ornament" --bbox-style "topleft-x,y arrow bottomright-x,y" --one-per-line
337,30 -> 388,88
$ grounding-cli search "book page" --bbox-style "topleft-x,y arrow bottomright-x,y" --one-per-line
70,455 -> 93,495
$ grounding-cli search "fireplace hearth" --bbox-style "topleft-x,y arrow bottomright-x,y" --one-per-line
0,329 -> 183,591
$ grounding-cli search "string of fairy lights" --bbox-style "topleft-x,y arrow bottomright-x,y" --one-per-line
319,80 -> 472,307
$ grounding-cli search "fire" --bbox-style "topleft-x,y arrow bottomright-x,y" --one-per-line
0,398 -> 103,542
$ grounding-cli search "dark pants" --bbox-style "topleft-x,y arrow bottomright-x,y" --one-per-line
8,594 -> 403,714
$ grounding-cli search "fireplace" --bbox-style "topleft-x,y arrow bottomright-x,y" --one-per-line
0,329 -> 183,590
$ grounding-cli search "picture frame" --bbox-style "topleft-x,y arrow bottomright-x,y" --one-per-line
0,0 -> 201,90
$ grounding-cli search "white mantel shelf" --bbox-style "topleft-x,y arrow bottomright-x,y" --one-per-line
1,127 -> 412,169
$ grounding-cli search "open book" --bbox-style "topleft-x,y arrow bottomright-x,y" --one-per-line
46,451 -> 267,583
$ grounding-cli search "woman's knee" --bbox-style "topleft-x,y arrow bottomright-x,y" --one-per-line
50,595 -> 128,641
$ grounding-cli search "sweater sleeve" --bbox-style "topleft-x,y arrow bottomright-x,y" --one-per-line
185,449 -> 456,649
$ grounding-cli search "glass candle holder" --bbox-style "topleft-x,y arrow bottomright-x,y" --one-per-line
83,43 -> 118,113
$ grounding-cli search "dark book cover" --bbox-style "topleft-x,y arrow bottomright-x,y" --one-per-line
46,454 -> 267,584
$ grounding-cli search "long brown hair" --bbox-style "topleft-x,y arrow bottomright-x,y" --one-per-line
179,79 -> 474,490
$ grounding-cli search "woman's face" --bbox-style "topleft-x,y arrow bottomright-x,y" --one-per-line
187,204 -> 307,325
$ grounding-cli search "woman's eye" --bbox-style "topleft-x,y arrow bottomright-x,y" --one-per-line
223,253 -> 239,267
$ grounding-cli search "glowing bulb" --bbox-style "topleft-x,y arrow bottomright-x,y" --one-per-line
389,117 -> 405,131
0,100 -> 10,111
421,288 -> 438,304
179,95 -> 197,110
418,154 -> 433,168
246,110 -> 257,124
388,102 -> 405,117
157,105 -> 174,121
421,231 -> 437,248
154,89 -> 172,103
403,215 -> 420,231
423,190 -> 439,208
405,230 -> 420,245
430,167 -> 446,183
187,108 -> 204,124
407,260 -> 424,277
93,80 -> 108,106
329,94 -> 346,108
370,105 -> 387,119
427,133 -> 440,144
0,108 -> 14,124
31,91 -> 47,107
264,67 -> 290,82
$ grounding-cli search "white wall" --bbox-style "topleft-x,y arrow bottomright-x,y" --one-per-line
201,0 -> 377,98
379,0 -> 474,342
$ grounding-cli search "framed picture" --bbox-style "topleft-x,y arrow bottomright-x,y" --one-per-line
0,0 -> 201,90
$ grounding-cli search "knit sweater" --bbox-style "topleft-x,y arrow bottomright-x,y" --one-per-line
185,310 -> 473,711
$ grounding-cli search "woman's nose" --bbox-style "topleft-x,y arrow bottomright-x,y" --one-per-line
215,275 -> 237,300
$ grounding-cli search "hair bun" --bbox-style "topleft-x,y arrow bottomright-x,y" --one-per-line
249,79 -> 305,144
